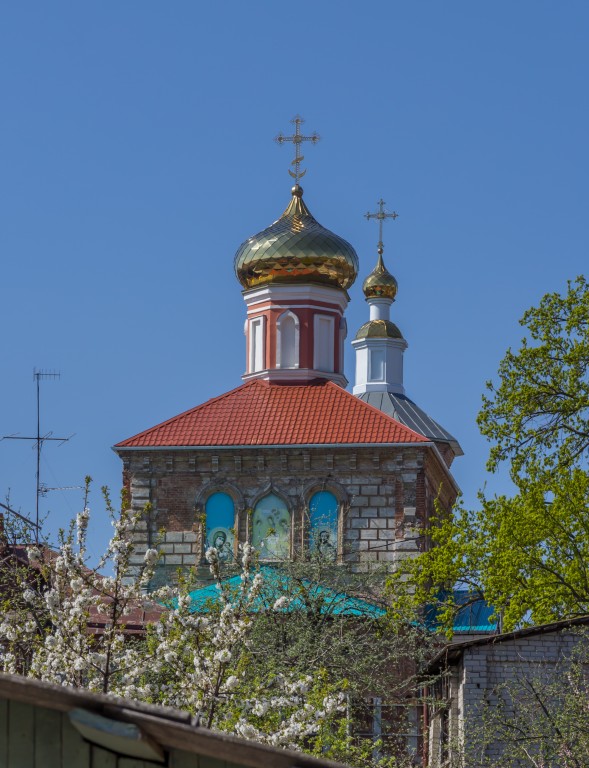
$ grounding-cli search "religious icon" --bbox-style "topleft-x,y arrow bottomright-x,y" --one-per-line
206,527 -> 234,562
309,490 -> 338,560
205,492 -> 235,562
252,494 -> 290,560
315,529 -> 336,561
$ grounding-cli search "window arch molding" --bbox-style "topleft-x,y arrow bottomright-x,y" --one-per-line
302,481 -> 347,563
276,310 -> 300,369
196,481 -> 244,513
248,485 -> 293,561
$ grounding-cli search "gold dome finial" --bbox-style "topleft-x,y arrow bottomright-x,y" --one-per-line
362,252 -> 398,301
234,188 -> 358,291
363,199 -> 399,301
275,115 -> 320,185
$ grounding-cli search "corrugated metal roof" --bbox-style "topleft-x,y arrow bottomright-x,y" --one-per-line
452,590 -> 498,633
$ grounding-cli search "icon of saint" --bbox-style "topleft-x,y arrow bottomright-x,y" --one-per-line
316,529 -> 336,561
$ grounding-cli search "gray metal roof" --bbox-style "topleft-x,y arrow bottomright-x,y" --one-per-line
358,391 -> 463,456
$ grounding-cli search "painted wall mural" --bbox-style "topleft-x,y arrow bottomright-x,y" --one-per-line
252,493 -> 290,560
309,490 -> 338,560
205,492 -> 235,562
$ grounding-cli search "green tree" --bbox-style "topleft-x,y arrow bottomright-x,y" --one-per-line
389,277 -> 589,632
478,275 -> 589,481
389,469 -> 589,632
240,557 -> 439,766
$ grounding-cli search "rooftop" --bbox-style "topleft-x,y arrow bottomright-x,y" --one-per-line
115,380 -> 429,449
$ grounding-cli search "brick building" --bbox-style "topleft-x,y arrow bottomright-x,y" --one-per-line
114,171 -> 461,588
426,616 -> 589,766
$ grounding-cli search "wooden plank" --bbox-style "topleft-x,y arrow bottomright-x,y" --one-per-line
62,709 -> 90,766
200,758 -> 225,768
118,760 -> 147,768
7,700 -> 35,767
170,749 -> 200,768
0,699 -> 8,768
91,747 -> 117,768
34,706 -> 62,768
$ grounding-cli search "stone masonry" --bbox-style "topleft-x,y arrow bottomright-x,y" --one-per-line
116,443 -> 457,588
427,617 -> 589,766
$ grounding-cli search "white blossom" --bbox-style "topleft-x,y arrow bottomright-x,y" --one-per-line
27,546 -> 41,563
214,649 -> 231,663
144,548 -> 158,567
0,494 -> 344,754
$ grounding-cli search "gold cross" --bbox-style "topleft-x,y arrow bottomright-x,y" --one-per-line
275,115 -> 320,184
365,199 -> 398,255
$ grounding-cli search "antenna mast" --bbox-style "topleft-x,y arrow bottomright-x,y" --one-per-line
1,370 -> 73,539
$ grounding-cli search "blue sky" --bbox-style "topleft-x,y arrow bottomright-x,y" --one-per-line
1,2 -> 588,558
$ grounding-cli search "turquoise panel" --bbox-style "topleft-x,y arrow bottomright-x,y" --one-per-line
309,491 -> 338,560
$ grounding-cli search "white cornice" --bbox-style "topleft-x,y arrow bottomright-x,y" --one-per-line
243,284 -> 349,312
241,368 -> 348,387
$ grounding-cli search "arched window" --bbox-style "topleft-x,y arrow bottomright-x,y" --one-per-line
276,311 -> 299,369
252,493 -> 290,560
205,492 -> 235,563
309,491 -> 338,561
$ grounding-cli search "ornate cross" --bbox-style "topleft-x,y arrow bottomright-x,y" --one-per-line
365,199 -> 398,255
275,115 -> 320,184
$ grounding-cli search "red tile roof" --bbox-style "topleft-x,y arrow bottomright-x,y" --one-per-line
115,380 -> 429,449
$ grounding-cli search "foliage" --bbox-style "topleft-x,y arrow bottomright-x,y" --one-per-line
389,278 -> 589,633
389,467 -> 589,632
239,555 -> 439,765
478,275 -> 589,482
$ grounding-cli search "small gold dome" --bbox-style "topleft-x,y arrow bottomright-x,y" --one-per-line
234,186 -> 358,291
354,319 -> 403,340
362,253 -> 398,301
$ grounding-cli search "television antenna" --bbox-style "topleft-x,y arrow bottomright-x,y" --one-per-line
1,370 -> 74,539
0,500 -> 41,533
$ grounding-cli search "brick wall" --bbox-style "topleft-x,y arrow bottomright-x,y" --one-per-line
117,444 -> 456,587
428,626 -> 589,766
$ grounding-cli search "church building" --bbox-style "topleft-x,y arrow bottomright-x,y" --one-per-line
114,120 -> 461,587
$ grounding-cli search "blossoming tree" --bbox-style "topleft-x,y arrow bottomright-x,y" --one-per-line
0,481 -> 354,758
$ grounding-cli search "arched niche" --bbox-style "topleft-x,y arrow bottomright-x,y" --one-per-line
276,311 -> 300,369
308,490 -> 339,561
204,491 -> 235,563
251,491 -> 291,560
